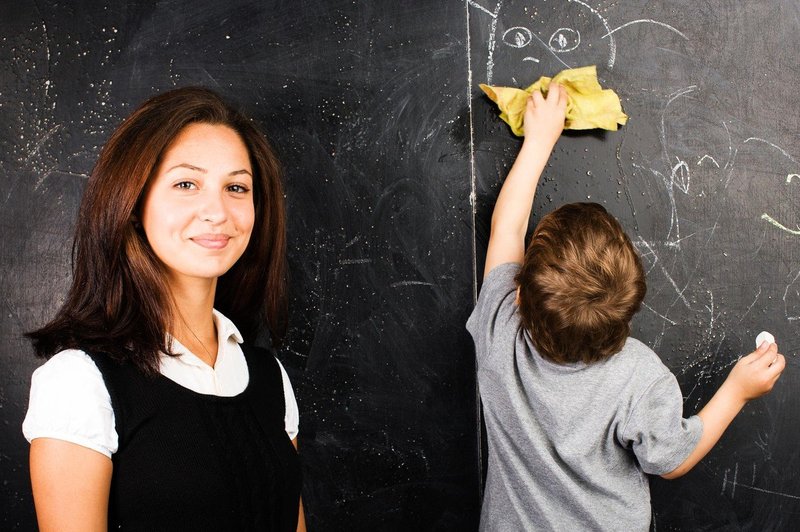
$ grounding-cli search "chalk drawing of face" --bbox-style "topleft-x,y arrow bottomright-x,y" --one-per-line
470,0 -> 616,86
470,0 -> 692,88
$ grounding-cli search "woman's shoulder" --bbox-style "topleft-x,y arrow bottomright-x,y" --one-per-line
32,349 -> 103,380
27,349 -> 112,422
24,349 -> 117,457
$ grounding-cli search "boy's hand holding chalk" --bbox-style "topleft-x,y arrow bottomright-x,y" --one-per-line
665,332 -> 786,479
727,334 -> 784,401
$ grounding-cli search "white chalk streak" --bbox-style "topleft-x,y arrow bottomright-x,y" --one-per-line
744,137 -> 799,165
697,154 -> 720,168
466,0 -> 479,304
467,0 -> 497,18
344,235 -> 361,248
569,0 -> 616,68
761,213 -> 800,235
783,269 -> 800,321
660,86 -> 698,238
739,286 -> 762,323
636,238 -> 692,308
602,19 -> 689,41
391,281 -> 434,288
480,1 -> 502,84
722,121 -> 734,170
24,124 -> 61,164
528,30 -> 571,70
642,302 -> 677,325
731,481 -> 800,501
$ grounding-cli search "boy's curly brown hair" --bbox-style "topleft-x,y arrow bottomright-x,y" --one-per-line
515,202 -> 646,364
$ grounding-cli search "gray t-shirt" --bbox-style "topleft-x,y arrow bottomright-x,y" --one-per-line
467,263 -> 703,532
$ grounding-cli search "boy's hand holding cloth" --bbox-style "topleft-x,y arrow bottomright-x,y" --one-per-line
480,65 -> 627,136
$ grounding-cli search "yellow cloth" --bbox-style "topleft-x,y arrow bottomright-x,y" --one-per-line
479,65 -> 627,136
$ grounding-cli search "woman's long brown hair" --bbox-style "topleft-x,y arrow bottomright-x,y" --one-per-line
27,87 -> 287,374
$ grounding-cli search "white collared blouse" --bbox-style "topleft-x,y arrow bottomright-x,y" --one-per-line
22,309 -> 299,458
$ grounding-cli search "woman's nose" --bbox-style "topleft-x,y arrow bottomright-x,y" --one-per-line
197,190 -> 227,223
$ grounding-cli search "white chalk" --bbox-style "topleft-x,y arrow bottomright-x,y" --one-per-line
756,331 -> 775,348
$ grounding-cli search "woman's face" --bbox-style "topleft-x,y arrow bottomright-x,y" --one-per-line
141,122 -> 255,288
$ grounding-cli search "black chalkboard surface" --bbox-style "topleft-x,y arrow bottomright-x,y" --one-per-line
1,0 -> 799,530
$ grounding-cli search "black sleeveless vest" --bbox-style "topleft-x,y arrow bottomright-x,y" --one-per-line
88,344 -> 301,531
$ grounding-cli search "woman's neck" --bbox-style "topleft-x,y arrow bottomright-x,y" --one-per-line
168,277 -> 219,367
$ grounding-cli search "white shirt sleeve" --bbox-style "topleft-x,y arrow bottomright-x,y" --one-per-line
22,349 -> 118,458
275,358 -> 299,440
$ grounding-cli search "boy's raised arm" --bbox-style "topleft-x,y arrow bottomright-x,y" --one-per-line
483,84 -> 567,279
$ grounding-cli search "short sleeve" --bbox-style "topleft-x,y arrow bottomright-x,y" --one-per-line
275,358 -> 299,440
466,262 -> 521,360
22,350 -> 118,457
619,372 -> 703,475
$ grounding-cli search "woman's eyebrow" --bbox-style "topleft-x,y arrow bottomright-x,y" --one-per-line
229,169 -> 253,177
166,163 -> 252,176
166,163 -> 206,173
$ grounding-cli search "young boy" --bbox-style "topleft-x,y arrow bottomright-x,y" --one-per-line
467,85 -> 786,531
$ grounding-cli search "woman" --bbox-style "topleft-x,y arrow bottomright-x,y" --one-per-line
23,87 -> 305,531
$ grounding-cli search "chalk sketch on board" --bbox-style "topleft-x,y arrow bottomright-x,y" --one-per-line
722,462 -> 800,501
601,19 -> 688,41
468,0 -> 688,85
469,0 -> 615,84
633,80 -> 800,345
652,92 -> 800,322
784,270 -> 800,321
762,213 -> 800,236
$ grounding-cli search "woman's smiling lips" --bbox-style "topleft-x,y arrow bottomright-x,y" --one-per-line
190,234 -> 231,249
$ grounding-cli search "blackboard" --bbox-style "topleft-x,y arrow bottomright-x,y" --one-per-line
1,0 -> 798,530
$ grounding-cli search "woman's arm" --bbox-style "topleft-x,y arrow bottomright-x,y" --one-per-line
30,438 -> 112,532
291,437 -> 307,532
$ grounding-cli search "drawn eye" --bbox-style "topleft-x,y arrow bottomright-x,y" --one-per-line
549,27 -> 580,52
502,26 -> 533,48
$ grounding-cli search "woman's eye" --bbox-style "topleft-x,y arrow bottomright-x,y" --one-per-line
228,184 -> 250,194
175,181 -> 196,190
